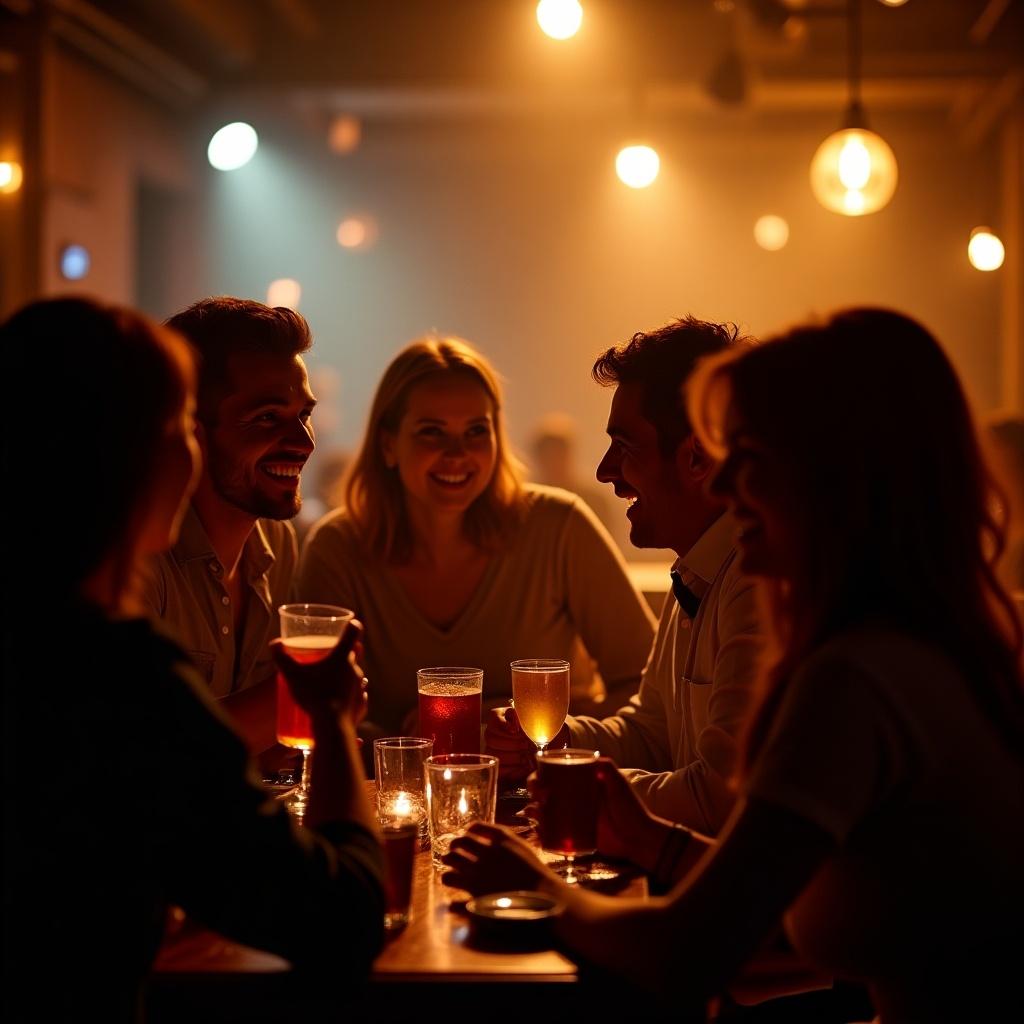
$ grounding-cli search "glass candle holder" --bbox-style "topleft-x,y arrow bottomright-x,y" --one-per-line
425,753 -> 498,867
374,736 -> 432,848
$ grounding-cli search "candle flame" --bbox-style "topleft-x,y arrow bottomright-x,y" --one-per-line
394,791 -> 411,816
458,788 -> 468,815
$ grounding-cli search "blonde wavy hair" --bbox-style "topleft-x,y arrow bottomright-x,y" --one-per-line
344,335 -> 526,563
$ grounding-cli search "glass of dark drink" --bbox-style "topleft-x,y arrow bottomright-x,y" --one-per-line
536,748 -> 600,884
416,667 -> 483,755
382,822 -> 418,931
276,603 -> 354,821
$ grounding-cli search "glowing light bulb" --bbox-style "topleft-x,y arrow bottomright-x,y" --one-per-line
328,114 -> 361,154
968,228 -> 1005,272
536,0 -> 583,40
754,215 -> 790,251
266,278 -> 301,309
837,138 -> 871,190
207,122 -> 258,171
0,160 -> 23,194
615,144 -> 660,189
336,216 -> 377,249
810,127 -> 897,216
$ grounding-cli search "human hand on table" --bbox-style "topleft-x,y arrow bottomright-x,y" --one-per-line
441,821 -> 556,896
271,619 -> 368,726
484,705 -> 570,782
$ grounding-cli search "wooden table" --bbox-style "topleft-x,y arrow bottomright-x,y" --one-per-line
149,785 -> 648,1020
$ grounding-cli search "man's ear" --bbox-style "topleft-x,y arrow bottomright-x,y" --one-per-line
676,434 -> 715,484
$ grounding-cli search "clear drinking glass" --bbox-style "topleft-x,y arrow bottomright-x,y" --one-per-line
536,747 -> 600,884
510,659 -> 570,756
275,603 -> 353,821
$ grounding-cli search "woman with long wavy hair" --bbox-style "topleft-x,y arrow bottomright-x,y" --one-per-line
3,298 -> 384,1021
298,335 -> 654,735
440,309 -> 1024,1022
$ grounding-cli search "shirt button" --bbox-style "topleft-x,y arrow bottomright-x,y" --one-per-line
221,625 -> 229,635
221,596 -> 230,606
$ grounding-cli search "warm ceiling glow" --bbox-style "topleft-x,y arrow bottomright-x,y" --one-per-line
536,0 -> 583,40
328,114 -> 361,154
267,278 -> 302,309
207,122 -> 258,171
60,244 -> 90,281
810,128 -> 897,216
878,1 -> 909,8
336,216 -> 377,249
615,145 -> 660,189
0,160 -> 23,194
968,228 -> 1005,272
754,215 -> 790,251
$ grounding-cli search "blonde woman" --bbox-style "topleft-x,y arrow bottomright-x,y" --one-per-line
298,336 -> 655,735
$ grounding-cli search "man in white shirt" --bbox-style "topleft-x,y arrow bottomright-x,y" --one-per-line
486,316 -> 762,834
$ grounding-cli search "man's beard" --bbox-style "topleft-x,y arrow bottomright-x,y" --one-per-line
208,447 -> 302,521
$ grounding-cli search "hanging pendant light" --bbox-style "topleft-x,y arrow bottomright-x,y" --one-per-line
810,0 -> 898,216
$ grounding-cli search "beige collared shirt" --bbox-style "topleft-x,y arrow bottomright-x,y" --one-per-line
566,512 -> 763,833
139,505 -> 297,698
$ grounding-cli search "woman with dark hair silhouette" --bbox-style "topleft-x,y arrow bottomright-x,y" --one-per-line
442,308 -> 1024,1022
2,297 -> 384,1022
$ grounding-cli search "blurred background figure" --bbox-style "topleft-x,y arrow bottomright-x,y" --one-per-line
984,414 -> 1024,598
528,413 -> 623,552
295,444 -> 352,543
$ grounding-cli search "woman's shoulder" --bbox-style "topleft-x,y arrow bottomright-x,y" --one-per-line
798,625 -> 964,697
303,505 -> 365,553
520,483 -> 593,526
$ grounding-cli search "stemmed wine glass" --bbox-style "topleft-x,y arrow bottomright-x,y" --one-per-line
275,603 -> 353,821
508,658 -> 570,799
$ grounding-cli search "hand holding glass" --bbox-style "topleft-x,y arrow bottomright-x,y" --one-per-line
274,603 -> 354,820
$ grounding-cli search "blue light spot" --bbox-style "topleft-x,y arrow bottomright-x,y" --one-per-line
60,244 -> 90,280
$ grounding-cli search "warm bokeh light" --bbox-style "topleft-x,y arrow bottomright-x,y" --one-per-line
615,144 -> 660,189
0,160 -> 23,194
59,244 -> 90,280
267,277 -> 302,309
878,1 -> 909,8
328,114 -> 361,154
336,216 -> 377,249
754,215 -> 790,251
207,122 -> 258,171
968,228 -> 1005,272
810,127 -> 897,216
536,0 -> 583,40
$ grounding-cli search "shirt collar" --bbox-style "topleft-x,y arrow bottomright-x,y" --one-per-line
671,511 -> 737,595
172,504 -> 275,580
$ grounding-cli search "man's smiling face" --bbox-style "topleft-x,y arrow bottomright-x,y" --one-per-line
595,380 -> 690,550
202,350 -> 316,521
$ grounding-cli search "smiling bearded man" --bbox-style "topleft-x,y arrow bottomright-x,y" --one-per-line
140,297 -> 317,756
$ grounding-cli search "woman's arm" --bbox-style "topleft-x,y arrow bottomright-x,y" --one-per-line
445,796 -> 834,1001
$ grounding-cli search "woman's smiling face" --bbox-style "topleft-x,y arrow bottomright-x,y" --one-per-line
708,406 -> 803,580
382,372 -> 498,518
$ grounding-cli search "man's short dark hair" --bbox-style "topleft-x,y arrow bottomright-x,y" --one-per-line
165,297 -> 312,425
592,316 -> 749,457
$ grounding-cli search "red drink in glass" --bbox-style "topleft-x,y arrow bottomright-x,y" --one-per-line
536,750 -> 599,856
382,822 -> 417,930
275,634 -> 337,750
418,683 -> 482,755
